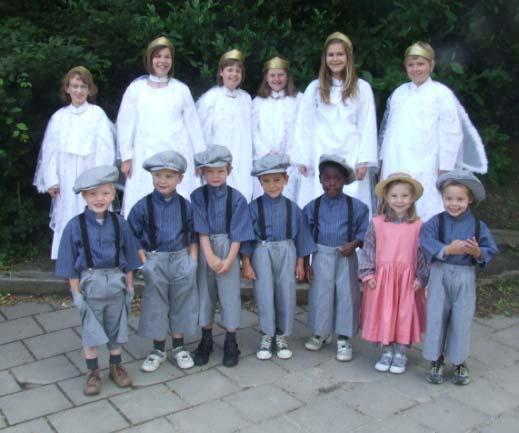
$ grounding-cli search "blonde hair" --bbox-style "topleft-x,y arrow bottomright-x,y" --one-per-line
319,38 -> 357,104
404,41 -> 435,64
143,37 -> 174,77
376,180 -> 419,223
257,59 -> 298,98
59,66 -> 97,104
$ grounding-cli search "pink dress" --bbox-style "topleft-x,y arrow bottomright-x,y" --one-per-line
361,215 -> 426,345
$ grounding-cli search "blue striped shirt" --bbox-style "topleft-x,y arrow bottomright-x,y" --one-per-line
127,190 -> 196,252
303,193 -> 369,247
56,208 -> 141,279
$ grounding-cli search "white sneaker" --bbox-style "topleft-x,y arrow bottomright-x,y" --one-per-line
256,335 -> 273,360
275,335 -> 293,359
336,339 -> 353,362
389,353 -> 407,374
141,349 -> 167,372
172,347 -> 195,369
375,350 -> 394,372
305,335 -> 330,351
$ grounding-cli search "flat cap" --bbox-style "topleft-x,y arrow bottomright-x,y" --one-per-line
142,150 -> 187,173
318,154 -> 356,185
194,145 -> 232,169
73,165 -> 119,194
251,153 -> 290,177
436,169 -> 486,203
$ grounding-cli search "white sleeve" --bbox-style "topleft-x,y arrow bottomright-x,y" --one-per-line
290,82 -> 317,168
181,84 -> 206,154
34,112 -> 60,192
285,93 -> 302,158
116,81 -> 139,162
438,87 -> 463,171
94,108 -> 116,166
196,89 -> 216,147
252,97 -> 269,159
356,80 -> 378,167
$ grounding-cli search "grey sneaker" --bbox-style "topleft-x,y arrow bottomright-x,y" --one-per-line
256,335 -> 273,360
275,335 -> 293,359
389,353 -> 407,374
452,364 -> 470,385
375,350 -> 393,372
336,339 -> 353,361
427,359 -> 444,384
305,335 -> 331,351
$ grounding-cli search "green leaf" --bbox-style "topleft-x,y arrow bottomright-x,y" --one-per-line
450,62 -> 464,74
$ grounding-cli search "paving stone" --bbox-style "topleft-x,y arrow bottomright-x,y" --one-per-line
287,392 -> 370,433
127,312 -> 141,332
124,333 -> 154,360
48,400 -> 128,433
183,341 -> 225,374
166,400 -> 249,433
238,415 -> 309,433
470,333 -> 519,368
406,396 -> 488,433
216,352 -> 288,387
166,368 -> 240,405
317,354 -> 383,385
476,409 -> 519,433
122,359 -> 184,387
34,308 -> 81,332
11,355 -> 79,386
353,415 -> 435,433
0,371 -> 21,396
475,314 -> 519,330
111,383 -> 187,424
24,328 -> 82,360
119,418 -> 174,433
0,317 -> 43,345
0,303 -> 53,320
0,414 -> 5,429
487,365 -> 519,398
223,383 -> 302,423
214,326 -> 263,358
0,341 -> 34,370
0,312 -> 5,321
490,324 -> 519,350
66,346 -> 134,373
0,419 -> 54,433
0,384 -> 71,424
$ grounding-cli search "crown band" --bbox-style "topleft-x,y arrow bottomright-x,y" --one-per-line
221,49 -> 245,64
325,32 -> 352,50
263,56 -> 290,72
405,43 -> 434,61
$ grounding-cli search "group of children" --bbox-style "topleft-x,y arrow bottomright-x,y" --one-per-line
36,32 -> 498,396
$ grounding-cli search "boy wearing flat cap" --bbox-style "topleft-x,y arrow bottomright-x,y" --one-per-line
190,145 -> 254,367
56,165 -> 141,396
303,155 -> 369,362
420,169 -> 498,385
242,154 -> 315,360
127,150 -> 199,372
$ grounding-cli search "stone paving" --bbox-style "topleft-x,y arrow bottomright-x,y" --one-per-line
0,301 -> 518,433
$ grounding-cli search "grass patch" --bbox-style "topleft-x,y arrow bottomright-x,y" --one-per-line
477,278 -> 519,317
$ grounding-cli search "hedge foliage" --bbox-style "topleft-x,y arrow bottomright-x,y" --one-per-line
0,0 -> 518,261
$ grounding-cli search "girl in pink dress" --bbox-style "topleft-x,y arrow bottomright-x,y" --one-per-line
359,173 -> 428,374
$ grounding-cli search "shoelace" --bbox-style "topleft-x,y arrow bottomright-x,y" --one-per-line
276,336 -> 287,349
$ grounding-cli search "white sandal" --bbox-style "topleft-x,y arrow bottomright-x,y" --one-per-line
141,349 -> 167,372
172,348 -> 194,369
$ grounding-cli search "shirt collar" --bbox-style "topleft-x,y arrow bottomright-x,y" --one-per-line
445,208 -> 473,222
222,86 -> 239,98
323,192 -> 344,203
263,193 -> 283,204
332,78 -> 343,87
208,183 -> 228,197
152,189 -> 177,204
67,102 -> 89,115
270,90 -> 286,99
409,77 -> 432,91
84,207 -> 108,224
148,74 -> 169,83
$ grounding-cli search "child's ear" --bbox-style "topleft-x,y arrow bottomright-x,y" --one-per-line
227,165 -> 233,175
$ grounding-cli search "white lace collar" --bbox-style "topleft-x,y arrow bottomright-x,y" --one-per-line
67,102 -> 89,114
148,74 -> 169,83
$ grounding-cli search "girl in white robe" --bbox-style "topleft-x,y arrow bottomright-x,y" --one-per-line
117,36 -> 206,216
196,49 -> 253,202
33,66 -> 115,259
291,32 -> 378,212
379,41 -> 487,222
252,56 -> 302,201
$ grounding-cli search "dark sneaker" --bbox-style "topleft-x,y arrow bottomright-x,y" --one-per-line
452,364 -> 470,385
109,364 -> 132,388
426,360 -> 444,384
222,339 -> 240,367
193,339 -> 213,366
84,369 -> 101,396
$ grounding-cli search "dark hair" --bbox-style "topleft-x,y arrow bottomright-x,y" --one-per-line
217,59 -> 245,87
144,45 -> 174,77
318,161 -> 349,180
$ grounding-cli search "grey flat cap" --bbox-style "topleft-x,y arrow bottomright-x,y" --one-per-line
73,165 -> 119,194
251,153 -> 290,177
318,154 -> 356,185
194,145 -> 232,169
143,150 -> 187,173
436,169 -> 486,203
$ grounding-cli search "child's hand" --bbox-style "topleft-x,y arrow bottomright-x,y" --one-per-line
48,185 -> 60,198
445,240 -> 468,256
295,261 -> 305,281
305,265 -> 314,282
412,279 -> 421,291
121,160 -> 132,178
355,166 -> 367,180
299,165 -> 308,176
465,237 -> 482,259
367,278 -> 376,290
242,262 -> 256,280
207,255 -> 224,273
216,258 -> 233,274
338,241 -> 357,257
71,291 -> 84,309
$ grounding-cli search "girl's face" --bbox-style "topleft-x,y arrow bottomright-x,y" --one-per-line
386,182 -> 414,218
266,68 -> 288,92
82,184 -> 115,218
220,64 -> 242,90
442,184 -> 472,217
152,47 -> 173,77
326,42 -> 348,79
152,169 -> 183,198
66,76 -> 89,107
405,56 -> 433,86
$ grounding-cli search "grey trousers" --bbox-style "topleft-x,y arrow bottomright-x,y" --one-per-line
423,262 -> 476,365
307,244 -> 360,337
138,250 -> 198,339
198,234 -> 241,330
80,268 -> 128,349
252,240 -> 297,337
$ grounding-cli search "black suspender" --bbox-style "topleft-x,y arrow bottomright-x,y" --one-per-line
256,196 -> 293,241
438,211 -> 481,243
79,211 -> 121,270
203,184 -> 233,234
146,193 -> 189,251
312,195 -> 353,243
286,197 -> 292,239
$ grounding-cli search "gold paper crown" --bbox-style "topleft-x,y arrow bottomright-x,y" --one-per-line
146,36 -> 174,55
263,56 -> 290,72
220,49 -> 245,64
404,42 -> 434,61
324,32 -> 352,50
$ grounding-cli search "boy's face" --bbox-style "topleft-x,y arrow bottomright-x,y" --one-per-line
220,64 -> 242,90
405,56 -> 433,86
203,166 -> 231,187
82,184 -> 115,217
319,166 -> 346,197
259,172 -> 288,198
442,184 -> 472,217
66,75 -> 89,107
152,169 -> 183,197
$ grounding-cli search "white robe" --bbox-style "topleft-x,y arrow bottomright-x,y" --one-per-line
251,91 -> 302,201
116,76 -> 205,216
33,102 -> 115,259
196,86 -> 253,201
291,78 -> 378,212
379,78 -> 487,222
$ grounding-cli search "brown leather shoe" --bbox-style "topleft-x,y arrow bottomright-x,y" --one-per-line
84,369 -> 101,396
109,364 -> 132,388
